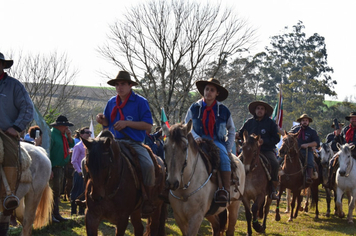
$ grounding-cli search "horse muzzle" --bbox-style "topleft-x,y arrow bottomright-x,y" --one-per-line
339,170 -> 346,177
166,180 -> 179,191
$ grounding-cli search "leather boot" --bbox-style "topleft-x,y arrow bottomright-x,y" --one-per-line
53,197 -> 68,222
141,186 -> 156,215
306,168 -> 313,184
2,167 -> 19,211
215,171 -> 231,204
270,181 -> 279,200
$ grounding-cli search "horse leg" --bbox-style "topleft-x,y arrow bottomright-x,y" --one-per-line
85,211 -> 101,236
336,187 -> 345,218
262,197 -> 272,230
206,215 -> 221,236
144,203 -> 163,236
242,198 -> 253,236
275,186 -> 284,221
251,196 -> 265,233
325,187 -> 331,217
294,193 -> 303,219
303,188 -> 310,212
226,201 -> 241,236
130,210 -> 144,236
311,183 -> 319,219
285,188 -> 291,213
115,217 -> 130,236
289,192 -> 298,222
347,191 -> 356,225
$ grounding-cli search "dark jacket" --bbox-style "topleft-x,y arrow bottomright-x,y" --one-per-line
325,131 -> 343,152
238,115 -> 280,152
289,125 -> 320,148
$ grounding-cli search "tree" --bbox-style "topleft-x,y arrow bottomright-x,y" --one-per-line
99,0 -> 255,124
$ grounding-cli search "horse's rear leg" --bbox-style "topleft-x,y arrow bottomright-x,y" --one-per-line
130,210 -> 144,236
144,204 -> 163,236
325,188 -> 331,217
206,214 -> 221,236
226,201 -> 241,236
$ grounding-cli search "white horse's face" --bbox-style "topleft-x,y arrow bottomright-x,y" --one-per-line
338,143 -> 355,176
320,143 -> 333,166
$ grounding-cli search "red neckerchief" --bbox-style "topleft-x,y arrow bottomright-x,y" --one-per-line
0,72 -> 5,81
62,133 -> 69,159
298,126 -> 305,140
202,99 -> 217,139
345,124 -> 356,143
110,91 -> 132,123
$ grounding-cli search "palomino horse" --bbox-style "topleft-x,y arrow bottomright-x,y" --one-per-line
163,121 -> 245,236
82,131 -> 166,236
275,131 -> 319,222
1,141 -> 52,236
335,143 -> 356,225
240,131 -> 273,236
319,142 -> 337,217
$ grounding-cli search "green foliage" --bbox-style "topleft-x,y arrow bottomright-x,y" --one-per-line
43,107 -> 60,126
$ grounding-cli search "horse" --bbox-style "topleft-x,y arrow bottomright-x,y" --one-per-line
163,121 -> 245,236
82,130 -> 166,236
319,142 -> 337,217
275,131 -> 319,222
335,143 -> 356,225
1,141 -> 52,236
239,131 -> 273,236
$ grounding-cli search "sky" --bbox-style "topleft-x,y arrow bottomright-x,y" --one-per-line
2,0 -> 355,101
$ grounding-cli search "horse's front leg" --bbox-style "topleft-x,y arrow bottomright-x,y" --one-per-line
206,214 -> 221,236
275,186 -> 284,221
85,210 -> 101,236
336,187 -> 345,218
293,193 -> 303,219
347,191 -> 355,225
289,192 -> 298,222
131,209 -> 144,236
325,187 -> 331,217
251,196 -> 265,233
242,198 -> 253,236
226,201 -> 241,236
262,196 -> 272,230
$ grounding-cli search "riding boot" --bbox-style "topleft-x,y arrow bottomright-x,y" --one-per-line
53,197 -> 68,222
216,171 -> 231,204
141,186 -> 156,215
2,167 -> 20,211
306,168 -> 313,184
70,200 -> 77,215
270,181 -> 279,200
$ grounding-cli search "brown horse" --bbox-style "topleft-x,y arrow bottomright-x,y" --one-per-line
82,130 -> 166,236
276,131 -> 319,222
240,131 -> 273,236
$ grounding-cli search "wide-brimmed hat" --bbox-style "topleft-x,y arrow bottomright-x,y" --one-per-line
50,115 -> 74,127
0,52 -> 13,69
345,112 -> 356,121
107,71 -> 138,87
297,114 -> 313,123
248,101 -> 273,117
196,78 -> 228,102
331,121 -> 344,128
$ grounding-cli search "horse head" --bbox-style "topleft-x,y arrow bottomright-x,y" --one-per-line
278,131 -> 299,161
242,130 -> 260,173
320,142 -> 333,167
82,130 -> 119,201
163,120 -> 197,190
337,143 -> 355,177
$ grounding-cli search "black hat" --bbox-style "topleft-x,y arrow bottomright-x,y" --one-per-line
248,101 -> 273,117
331,121 -> 344,128
0,52 -> 13,69
107,71 -> 138,87
195,78 -> 228,102
345,112 -> 356,121
50,115 -> 74,127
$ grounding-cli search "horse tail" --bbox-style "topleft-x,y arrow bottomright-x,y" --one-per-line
218,209 -> 227,233
33,184 -> 53,229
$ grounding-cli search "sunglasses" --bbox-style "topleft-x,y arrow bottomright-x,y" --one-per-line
84,131 -> 92,134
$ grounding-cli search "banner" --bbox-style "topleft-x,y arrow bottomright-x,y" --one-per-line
272,89 -> 283,129
161,108 -> 170,128
89,117 -> 95,138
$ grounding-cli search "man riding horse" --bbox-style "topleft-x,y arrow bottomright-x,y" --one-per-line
237,100 -> 280,200
0,52 -> 34,235
289,114 -> 320,184
326,121 -> 344,153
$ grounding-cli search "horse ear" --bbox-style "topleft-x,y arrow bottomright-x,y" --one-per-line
162,123 -> 170,138
103,137 -> 112,149
186,119 -> 193,133
350,144 -> 355,150
82,138 -> 92,150
243,130 -> 248,142
336,142 -> 342,150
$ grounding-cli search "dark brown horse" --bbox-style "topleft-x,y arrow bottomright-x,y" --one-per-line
240,131 -> 272,236
276,131 -> 319,222
82,131 -> 166,236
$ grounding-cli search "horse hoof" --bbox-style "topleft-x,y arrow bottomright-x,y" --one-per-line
304,207 -> 309,212
275,214 -> 281,221
339,212 -> 345,218
288,217 -> 293,222
298,206 -> 303,211
348,220 -> 354,225
326,211 -> 330,217
253,222 -> 264,233
284,210 -> 289,213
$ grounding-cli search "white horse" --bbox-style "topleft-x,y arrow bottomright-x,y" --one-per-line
163,121 -> 245,236
335,143 -> 356,224
1,141 -> 52,236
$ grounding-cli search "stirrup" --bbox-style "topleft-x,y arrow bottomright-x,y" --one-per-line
3,194 -> 19,211
214,188 -> 229,204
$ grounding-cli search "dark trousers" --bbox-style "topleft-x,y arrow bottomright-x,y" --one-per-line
262,150 -> 279,181
70,171 -> 85,214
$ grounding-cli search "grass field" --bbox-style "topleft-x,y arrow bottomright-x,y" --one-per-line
9,187 -> 356,235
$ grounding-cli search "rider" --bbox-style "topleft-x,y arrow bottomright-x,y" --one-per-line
237,101 -> 280,200
185,78 -> 235,204
325,121 -> 344,153
0,52 -> 34,234
289,114 -> 320,184
96,70 -> 156,215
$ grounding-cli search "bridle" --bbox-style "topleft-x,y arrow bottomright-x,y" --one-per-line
279,135 -> 304,176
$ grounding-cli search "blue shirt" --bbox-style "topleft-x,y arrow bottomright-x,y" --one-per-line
103,90 -> 153,142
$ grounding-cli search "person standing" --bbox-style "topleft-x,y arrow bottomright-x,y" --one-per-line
0,52 -> 34,234
237,101 -> 280,200
185,78 -> 235,204
96,71 -> 155,215
70,127 -> 91,216
49,115 -> 75,222
289,114 -> 320,184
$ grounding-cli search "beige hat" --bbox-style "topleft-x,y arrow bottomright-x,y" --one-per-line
296,114 -> 313,123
